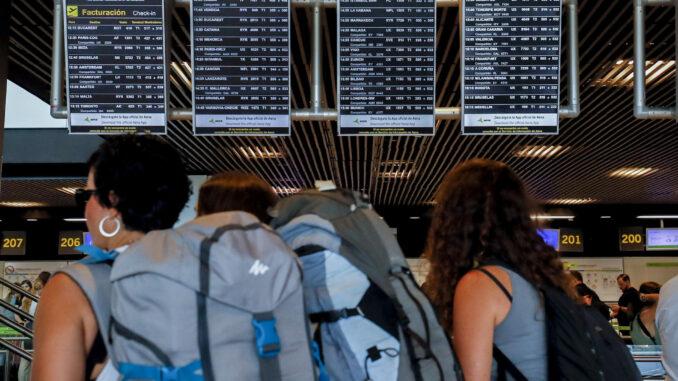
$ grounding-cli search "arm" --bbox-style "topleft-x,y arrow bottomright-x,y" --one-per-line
31,274 -> 98,381
641,293 -> 660,303
453,268 -> 512,381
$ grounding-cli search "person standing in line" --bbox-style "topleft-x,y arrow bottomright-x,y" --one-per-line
657,275 -> 678,380
195,171 -> 278,221
630,282 -> 661,345
612,274 -> 642,336
570,270 -> 610,320
30,135 -> 191,381
423,159 -> 571,381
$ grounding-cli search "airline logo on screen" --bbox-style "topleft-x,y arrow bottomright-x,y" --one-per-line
66,6 -> 78,17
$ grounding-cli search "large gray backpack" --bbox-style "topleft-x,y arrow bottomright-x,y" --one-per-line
108,211 -> 317,381
270,189 -> 461,381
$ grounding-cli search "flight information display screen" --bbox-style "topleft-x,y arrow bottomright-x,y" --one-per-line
461,0 -> 561,135
63,0 -> 168,134
646,228 -> 678,251
192,0 -> 291,135
537,229 -> 559,251
337,0 -> 436,136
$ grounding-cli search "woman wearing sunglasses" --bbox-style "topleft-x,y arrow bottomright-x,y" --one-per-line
31,135 -> 191,381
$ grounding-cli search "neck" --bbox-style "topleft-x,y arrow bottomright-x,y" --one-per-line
106,230 -> 145,250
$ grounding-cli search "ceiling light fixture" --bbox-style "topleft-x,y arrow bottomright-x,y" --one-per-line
531,215 -> 575,220
608,167 -> 658,178
64,218 -> 87,222
546,198 -> 596,205
593,59 -> 675,87
637,215 -> 678,219
0,202 -> 47,208
514,145 -> 570,159
57,187 -> 79,195
237,146 -> 284,159
600,216 -> 612,219
170,62 -> 192,87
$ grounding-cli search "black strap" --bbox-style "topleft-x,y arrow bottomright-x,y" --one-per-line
110,317 -> 173,367
85,331 -> 107,380
636,316 -> 657,344
309,308 -> 362,323
493,345 -> 528,381
294,244 -> 327,257
477,268 -> 513,302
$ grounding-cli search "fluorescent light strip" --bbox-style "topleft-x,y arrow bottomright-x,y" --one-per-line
64,218 -> 87,222
531,215 -> 575,220
637,215 -> 678,219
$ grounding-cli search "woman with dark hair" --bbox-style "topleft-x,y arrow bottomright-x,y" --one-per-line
196,171 -> 278,222
631,281 -> 662,345
31,135 -> 191,381
424,159 -> 570,381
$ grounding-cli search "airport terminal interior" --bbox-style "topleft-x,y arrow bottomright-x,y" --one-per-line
0,0 -> 677,379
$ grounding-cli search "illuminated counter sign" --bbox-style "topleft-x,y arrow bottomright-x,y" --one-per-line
461,0 -> 562,135
646,228 -> 678,251
337,0 -> 436,136
191,0 -> 291,136
58,231 -> 85,255
619,227 -> 645,252
63,0 -> 168,134
0,231 -> 26,256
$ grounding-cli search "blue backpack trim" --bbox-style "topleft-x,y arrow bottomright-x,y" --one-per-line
118,360 -> 203,381
75,244 -> 119,264
252,315 -> 281,357
312,341 -> 329,381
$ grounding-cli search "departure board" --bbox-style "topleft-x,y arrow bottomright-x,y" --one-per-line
63,0 -> 168,134
337,0 -> 436,136
192,0 -> 291,136
461,0 -> 561,135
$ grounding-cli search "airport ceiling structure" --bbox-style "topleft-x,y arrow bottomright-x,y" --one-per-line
4,0 -> 678,208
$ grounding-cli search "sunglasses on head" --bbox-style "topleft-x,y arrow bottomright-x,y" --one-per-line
75,189 -> 95,208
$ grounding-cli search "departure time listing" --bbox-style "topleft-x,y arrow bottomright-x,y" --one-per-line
63,0 -> 167,134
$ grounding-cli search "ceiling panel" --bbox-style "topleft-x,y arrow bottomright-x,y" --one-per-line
6,0 -> 678,207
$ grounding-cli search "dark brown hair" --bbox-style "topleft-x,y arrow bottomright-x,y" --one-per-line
197,171 -> 278,222
423,159 -> 570,332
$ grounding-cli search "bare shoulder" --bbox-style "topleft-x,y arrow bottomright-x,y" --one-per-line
456,265 -> 513,297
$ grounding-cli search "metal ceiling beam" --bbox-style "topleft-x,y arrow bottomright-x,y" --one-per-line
633,0 -> 676,119
48,0 -> 580,123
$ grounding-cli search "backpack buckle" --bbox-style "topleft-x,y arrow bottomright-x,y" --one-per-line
252,316 -> 281,357
159,367 -> 180,381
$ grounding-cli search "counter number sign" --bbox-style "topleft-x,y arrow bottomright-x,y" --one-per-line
58,231 -> 85,255
619,227 -> 645,252
0,231 -> 27,256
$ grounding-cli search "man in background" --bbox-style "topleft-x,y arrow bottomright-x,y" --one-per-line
612,274 -> 642,336
570,270 -> 610,320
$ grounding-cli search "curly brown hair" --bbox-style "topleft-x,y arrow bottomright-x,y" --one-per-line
423,159 -> 570,332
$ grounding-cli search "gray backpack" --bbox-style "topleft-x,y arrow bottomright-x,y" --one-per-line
270,189 -> 461,381
108,211 -> 317,381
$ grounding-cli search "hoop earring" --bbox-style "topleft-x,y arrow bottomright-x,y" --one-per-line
99,216 -> 121,238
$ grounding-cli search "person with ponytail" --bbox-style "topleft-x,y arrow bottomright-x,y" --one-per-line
423,159 -> 571,381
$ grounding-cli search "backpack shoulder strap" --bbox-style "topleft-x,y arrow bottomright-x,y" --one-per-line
476,268 -> 513,302
57,263 -> 116,365
635,314 -> 657,344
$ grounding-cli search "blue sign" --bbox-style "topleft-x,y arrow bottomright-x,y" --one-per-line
538,229 -> 560,251
84,232 -> 93,246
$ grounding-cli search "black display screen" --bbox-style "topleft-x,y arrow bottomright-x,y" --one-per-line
63,0 -> 168,134
191,0 -> 291,136
337,0 -> 436,136
461,0 -> 561,135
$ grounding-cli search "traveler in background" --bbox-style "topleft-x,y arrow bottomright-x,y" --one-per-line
15,280 -> 32,326
631,281 -> 661,345
36,272 -> 51,287
31,135 -> 191,381
657,275 -> 678,380
18,279 -> 44,381
195,171 -> 278,221
424,159 -> 570,381
570,270 -> 610,320
612,274 -> 642,336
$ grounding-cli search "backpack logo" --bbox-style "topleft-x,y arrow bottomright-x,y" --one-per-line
248,260 -> 269,276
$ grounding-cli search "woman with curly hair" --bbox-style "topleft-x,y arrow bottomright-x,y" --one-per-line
423,159 -> 570,381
